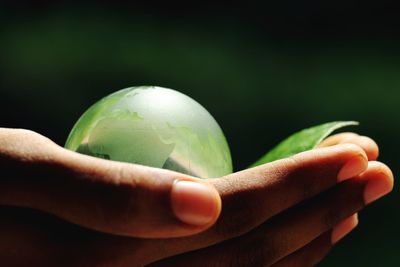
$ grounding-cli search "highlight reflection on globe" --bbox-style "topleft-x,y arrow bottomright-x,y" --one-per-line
65,86 -> 233,178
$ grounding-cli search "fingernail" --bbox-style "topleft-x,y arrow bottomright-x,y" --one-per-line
337,155 -> 368,181
331,213 -> 358,244
171,180 -> 221,226
364,172 -> 394,204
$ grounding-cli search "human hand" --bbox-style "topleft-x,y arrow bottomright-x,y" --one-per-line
150,132 -> 392,266
0,129 -> 393,266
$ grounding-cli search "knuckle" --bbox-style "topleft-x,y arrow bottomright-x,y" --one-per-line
286,154 -> 303,168
285,151 -> 318,173
114,163 -> 139,186
0,128 -> 60,166
283,156 -> 325,199
114,165 -> 141,205
276,155 -> 304,178
15,129 -> 54,147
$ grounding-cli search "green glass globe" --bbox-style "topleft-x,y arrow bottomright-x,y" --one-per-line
65,86 -> 233,178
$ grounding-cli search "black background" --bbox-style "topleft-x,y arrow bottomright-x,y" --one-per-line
1,1 -> 399,266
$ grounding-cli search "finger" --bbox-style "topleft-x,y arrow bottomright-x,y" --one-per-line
251,162 -> 392,265
209,144 -> 368,240
147,162 -> 392,266
0,129 -> 221,238
117,144 -> 369,261
272,214 -> 358,267
318,132 -> 379,160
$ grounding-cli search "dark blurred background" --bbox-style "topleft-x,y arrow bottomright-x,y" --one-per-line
0,1 -> 398,266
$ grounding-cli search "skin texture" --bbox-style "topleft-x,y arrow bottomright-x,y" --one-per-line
0,129 -> 394,267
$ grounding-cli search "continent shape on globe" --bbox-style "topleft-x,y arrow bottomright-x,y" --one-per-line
65,86 -> 233,178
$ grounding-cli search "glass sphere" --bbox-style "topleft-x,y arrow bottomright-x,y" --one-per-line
65,86 -> 232,178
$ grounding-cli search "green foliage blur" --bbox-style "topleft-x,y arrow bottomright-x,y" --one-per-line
0,2 -> 398,266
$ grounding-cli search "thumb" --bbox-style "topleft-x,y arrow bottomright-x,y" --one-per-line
0,129 -> 222,238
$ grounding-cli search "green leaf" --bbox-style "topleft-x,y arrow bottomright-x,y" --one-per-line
250,121 -> 359,167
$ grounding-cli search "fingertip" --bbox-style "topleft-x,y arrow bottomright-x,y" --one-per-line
358,136 -> 379,160
318,133 -> 379,161
171,179 -> 221,228
363,162 -> 394,205
317,132 -> 359,148
337,145 -> 368,182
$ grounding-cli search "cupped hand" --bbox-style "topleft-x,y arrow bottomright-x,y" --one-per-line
0,129 -> 393,267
